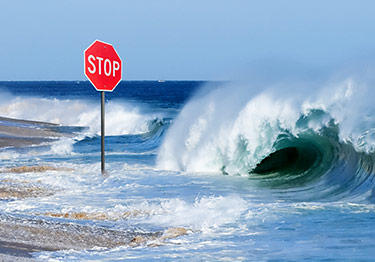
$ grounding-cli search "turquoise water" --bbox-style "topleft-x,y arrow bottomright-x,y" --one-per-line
0,81 -> 374,261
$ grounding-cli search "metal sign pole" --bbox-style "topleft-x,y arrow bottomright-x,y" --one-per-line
84,40 -> 122,175
101,91 -> 105,174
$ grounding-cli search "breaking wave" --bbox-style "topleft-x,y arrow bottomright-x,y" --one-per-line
157,78 -> 375,201
0,93 -> 164,136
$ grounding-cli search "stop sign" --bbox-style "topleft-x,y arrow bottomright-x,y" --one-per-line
84,40 -> 122,92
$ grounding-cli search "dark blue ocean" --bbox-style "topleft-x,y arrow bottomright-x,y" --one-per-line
0,80 -> 375,261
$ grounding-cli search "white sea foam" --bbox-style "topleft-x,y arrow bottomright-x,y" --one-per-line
157,77 -> 375,175
0,151 -> 20,160
49,137 -> 75,155
139,195 -> 247,233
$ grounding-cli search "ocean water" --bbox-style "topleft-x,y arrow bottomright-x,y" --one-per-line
0,80 -> 375,261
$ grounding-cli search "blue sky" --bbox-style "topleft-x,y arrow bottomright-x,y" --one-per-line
1,0 -> 375,80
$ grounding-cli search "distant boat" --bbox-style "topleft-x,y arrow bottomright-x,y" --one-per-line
158,80 -> 165,83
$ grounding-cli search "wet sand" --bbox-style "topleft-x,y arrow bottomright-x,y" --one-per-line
0,218 -> 158,261
0,215 -> 161,251
0,179 -> 54,200
1,165 -> 73,173
0,116 -> 64,148
0,241 -> 45,261
0,125 -> 62,138
0,116 -> 59,127
0,213 -> 188,259
0,137 -> 52,148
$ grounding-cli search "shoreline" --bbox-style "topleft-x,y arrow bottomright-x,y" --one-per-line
0,116 -> 63,148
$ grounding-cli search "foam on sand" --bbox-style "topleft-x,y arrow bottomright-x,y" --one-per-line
0,179 -> 54,200
1,165 -> 73,174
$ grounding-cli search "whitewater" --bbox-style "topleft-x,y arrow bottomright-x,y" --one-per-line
0,80 -> 374,261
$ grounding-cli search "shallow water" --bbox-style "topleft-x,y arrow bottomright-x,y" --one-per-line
0,81 -> 374,261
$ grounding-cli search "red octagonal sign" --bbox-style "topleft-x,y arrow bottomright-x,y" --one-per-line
84,40 -> 122,92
